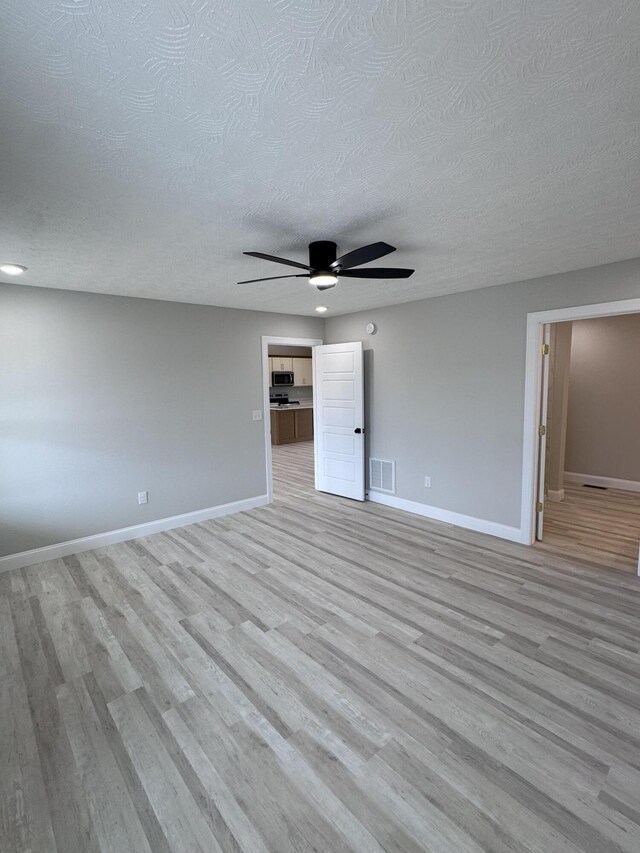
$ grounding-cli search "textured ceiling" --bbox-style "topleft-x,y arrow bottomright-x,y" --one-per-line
1,1 -> 639,316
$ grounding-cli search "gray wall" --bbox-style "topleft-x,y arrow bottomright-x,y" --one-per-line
565,314 -> 640,482
325,257 -> 640,529
0,284 -> 323,557
5,256 -> 640,558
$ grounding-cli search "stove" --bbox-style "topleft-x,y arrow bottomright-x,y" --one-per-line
269,393 -> 300,407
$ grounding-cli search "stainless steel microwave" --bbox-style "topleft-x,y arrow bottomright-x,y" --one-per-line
272,371 -> 294,386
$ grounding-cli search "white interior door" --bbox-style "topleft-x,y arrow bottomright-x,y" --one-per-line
536,324 -> 551,540
313,342 -> 365,501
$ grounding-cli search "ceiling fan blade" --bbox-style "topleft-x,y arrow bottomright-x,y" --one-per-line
339,268 -> 414,279
237,274 -> 308,284
332,241 -> 396,270
244,251 -> 310,271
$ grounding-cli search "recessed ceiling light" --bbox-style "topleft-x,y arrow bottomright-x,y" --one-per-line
315,305 -> 328,313
0,263 -> 27,276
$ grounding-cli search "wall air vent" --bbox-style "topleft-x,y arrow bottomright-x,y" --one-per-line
369,458 -> 395,494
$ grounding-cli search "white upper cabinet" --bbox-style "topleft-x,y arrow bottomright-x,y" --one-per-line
271,356 -> 293,372
292,357 -> 313,387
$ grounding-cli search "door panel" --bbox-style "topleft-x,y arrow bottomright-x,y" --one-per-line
325,433 -> 355,454
322,380 -> 354,400
313,342 -> 364,501
323,351 -> 355,372
324,458 -> 356,481
322,407 -> 355,428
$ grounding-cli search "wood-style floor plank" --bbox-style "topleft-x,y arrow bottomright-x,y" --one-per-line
541,483 -> 640,572
1,440 -> 640,851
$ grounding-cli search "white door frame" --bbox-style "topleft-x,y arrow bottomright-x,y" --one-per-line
535,323 -> 552,541
261,335 -> 323,502
520,297 -> 640,553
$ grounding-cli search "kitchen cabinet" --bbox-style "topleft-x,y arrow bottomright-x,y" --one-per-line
270,409 -> 296,444
270,356 -> 293,372
292,357 -> 313,387
270,407 -> 314,445
294,407 -> 313,440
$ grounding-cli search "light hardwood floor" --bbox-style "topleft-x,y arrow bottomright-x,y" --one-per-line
540,483 -> 640,574
2,441 -> 640,852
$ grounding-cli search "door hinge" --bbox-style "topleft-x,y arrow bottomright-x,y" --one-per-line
536,501 -> 544,513
538,424 -> 546,436
541,343 -> 550,355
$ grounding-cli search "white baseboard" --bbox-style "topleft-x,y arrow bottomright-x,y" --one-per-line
547,489 -> 565,502
0,494 -> 269,574
367,491 -> 524,544
564,472 -> 640,493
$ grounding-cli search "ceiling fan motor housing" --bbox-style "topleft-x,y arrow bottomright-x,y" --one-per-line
309,240 -> 337,273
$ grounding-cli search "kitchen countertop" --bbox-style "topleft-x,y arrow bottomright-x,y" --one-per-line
270,401 -> 313,410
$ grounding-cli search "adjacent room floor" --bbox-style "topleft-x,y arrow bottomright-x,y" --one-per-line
271,439 -> 315,495
2,449 -> 640,852
539,482 -> 640,574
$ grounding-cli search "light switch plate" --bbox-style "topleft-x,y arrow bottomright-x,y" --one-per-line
252,410 -> 262,421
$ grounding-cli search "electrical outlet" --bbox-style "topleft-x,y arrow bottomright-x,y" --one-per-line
252,410 -> 262,421
424,476 -> 431,488
138,491 -> 148,505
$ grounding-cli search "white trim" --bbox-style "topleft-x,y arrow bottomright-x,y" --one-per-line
367,491 -> 524,544
261,335 -> 323,502
0,494 -> 269,573
547,489 -> 565,502
535,323 -> 552,540
520,297 -> 640,545
564,472 -> 640,494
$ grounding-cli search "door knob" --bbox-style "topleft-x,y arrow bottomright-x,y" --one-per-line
354,428 -> 364,434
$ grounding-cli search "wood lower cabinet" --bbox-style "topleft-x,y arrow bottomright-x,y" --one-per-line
294,407 -> 313,440
271,409 -> 295,444
271,407 -> 314,445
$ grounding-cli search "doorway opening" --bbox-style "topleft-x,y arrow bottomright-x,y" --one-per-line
521,299 -> 640,574
262,336 -> 366,505
265,340 -> 318,499
267,344 -> 315,498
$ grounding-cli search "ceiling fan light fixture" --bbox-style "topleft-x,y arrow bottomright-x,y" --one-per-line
309,272 -> 338,288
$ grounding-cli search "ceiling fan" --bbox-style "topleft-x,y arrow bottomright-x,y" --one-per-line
237,240 -> 414,290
